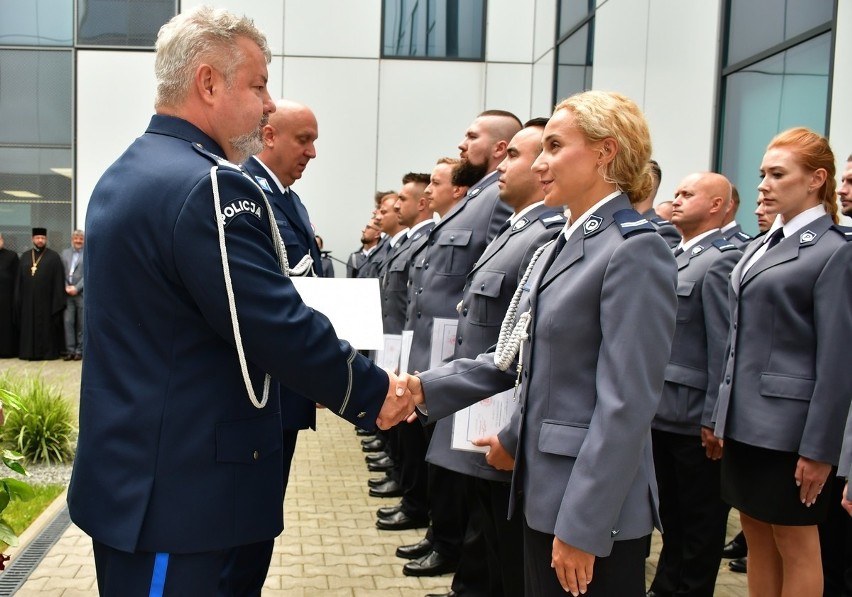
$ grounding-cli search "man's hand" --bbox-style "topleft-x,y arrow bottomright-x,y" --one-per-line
471,436 -> 514,470
700,426 -> 723,460
65,285 -> 77,296
551,536 -> 595,596
795,456 -> 832,507
375,371 -> 414,430
842,482 -> 852,517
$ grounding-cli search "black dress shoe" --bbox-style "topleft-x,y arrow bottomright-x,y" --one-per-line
368,479 -> 402,498
377,504 -> 402,518
367,456 -> 394,472
425,592 -> 457,597
376,510 -> 429,531
365,451 -> 388,463
361,438 -> 385,452
368,475 -> 392,488
721,533 -> 747,559
356,428 -> 374,437
402,549 -> 458,576
62,354 -> 75,361
729,557 -> 747,574
395,537 -> 433,559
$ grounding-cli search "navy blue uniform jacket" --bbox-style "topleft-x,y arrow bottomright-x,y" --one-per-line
68,115 -> 388,554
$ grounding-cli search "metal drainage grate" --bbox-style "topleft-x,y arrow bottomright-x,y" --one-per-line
0,505 -> 72,596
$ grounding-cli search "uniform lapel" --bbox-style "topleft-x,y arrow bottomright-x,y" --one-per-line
740,216 -> 832,288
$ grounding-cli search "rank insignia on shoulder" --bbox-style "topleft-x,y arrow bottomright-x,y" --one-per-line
191,143 -> 241,171
541,211 -> 567,227
254,176 -> 273,193
734,231 -> 752,241
833,224 -> 852,240
691,245 -> 704,256
220,197 -> 263,227
513,217 -> 530,231
799,230 -> 816,244
711,238 -> 738,252
583,215 -> 603,235
612,209 -> 655,237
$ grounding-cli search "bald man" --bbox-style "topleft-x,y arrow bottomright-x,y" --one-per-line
224,100 -> 324,595
648,172 -> 743,597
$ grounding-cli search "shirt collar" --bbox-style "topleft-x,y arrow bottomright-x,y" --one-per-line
510,201 -> 544,226
562,190 -> 622,242
766,204 -> 826,243
678,228 -> 719,253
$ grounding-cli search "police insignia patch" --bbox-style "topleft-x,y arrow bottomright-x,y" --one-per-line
221,197 -> 263,227
799,230 -> 816,243
583,215 -> 603,235
254,176 -> 272,193
691,245 -> 704,256
513,217 -> 529,231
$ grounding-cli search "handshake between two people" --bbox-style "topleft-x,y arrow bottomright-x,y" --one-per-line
375,372 -> 425,430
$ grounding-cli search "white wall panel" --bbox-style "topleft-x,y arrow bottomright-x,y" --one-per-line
375,60 -> 484,192
531,49 -> 555,116
591,0 -> 649,103
76,51 -> 156,224
487,0 -> 536,63
281,57 -> 380,266
180,0 -> 284,54
485,63 -> 533,122
283,0 -> 381,58
830,0 -> 852,177
533,0 -> 557,61
643,0 -> 721,201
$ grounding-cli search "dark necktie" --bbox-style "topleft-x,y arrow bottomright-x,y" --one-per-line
765,228 -> 784,251
673,246 -> 684,257
496,219 -> 512,237
553,232 -> 567,257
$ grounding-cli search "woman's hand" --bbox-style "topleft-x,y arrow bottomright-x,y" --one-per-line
795,456 -> 832,507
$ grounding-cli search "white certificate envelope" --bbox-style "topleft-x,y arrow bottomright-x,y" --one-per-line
451,389 -> 518,453
429,318 -> 458,369
399,330 -> 414,374
376,334 -> 402,372
290,277 -> 383,350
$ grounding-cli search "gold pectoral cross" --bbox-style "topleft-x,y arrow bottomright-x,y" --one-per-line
31,265 -> 37,276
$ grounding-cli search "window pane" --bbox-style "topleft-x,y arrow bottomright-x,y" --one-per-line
0,147 -> 72,254
77,0 -> 175,47
727,0 -> 832,66
0,0 -> 73,46
719,33 -> 830,230
555,22 -> 593,102
0,50 -> 72,145
558,0 -> 594,38
383,0 -> 485,60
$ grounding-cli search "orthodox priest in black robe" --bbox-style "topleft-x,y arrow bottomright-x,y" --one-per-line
0,233 -> 19,357
16,228 -> 65,360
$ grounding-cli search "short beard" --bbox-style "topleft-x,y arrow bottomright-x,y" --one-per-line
229,115 -> 268,163
454,159 -> 489,188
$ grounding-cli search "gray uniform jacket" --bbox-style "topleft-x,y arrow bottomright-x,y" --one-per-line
653,231 -> 741,436
61,247 -> 84,293
714,215 -> 852,465
723,223 -> 753,248
643,208 -> 680,248
404,171 -> 512,374
381,222 -> 435,334
418,194 -> 678,557
425,205 -> 565,481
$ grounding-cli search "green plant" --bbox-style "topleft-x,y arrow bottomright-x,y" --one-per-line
0,387 -> 36,567
0,376 -> 75,464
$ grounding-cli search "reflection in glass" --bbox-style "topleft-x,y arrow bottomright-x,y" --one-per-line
719,33 -> 830,230
726,0 -> 832,66
383,0 -> 485,60
0,0 -> 73,46
558,0 -> 594,38
0,50 -> 72,145
555,22 -> 593,102
77,0 -> 175,47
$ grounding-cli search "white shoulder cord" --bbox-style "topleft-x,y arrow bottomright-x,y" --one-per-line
493,239 -> 555,376
211,165 -> 296,409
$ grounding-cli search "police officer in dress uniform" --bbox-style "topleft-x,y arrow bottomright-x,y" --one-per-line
720,186 -> 753,248
636,160 -> 680,248
67,8 -> 413,596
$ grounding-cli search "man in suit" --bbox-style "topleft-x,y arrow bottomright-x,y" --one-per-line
68,8 -> 413,595
61,229 -> 85,360
647,172 -> 742,597
393,111 -> 519,580
223,98 -> 325,595
720,185 -> 753,247
422,119 -> 565,597
635,160 -> 680,248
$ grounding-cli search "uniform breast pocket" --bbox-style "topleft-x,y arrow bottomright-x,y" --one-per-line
467,270 -> 506,326
676,280 -> 696,323
386,261 -> 408,291
538,420 -> 588,458
759,373 -> 815,402
436,229 -> 473,275
216,412 -> 282,465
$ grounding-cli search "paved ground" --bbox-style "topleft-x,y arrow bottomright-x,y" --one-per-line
1,358 -> 748,596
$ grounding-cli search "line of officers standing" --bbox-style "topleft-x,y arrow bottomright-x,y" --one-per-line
347,112 -> 852,596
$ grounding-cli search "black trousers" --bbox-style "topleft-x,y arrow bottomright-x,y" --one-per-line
523,517 -> 647,596
649,429 -> 728,597
819,479 -> 852,597
397,418 -> 429,518
94,540 -> 225,597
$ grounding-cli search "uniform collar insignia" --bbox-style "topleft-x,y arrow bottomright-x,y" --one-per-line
691,245 -> 704,256
254,176 -> 272,193
583,215 -> 603,235
799,230 -> 816,244
513,217 -> 529,231
469,186 -> 482,198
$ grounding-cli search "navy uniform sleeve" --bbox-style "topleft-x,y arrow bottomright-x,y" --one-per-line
173,168 -> 388,427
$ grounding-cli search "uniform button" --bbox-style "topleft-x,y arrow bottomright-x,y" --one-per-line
419,287 -> 423,293
425,263 -> 429,269
733,322 -> 737,329
462,308 -> 468,316
450,235 -> 455,241
457,337 -> 463,345
417,312 -> 422,318
481,284 -> 485,291
357,411 -> 366,419
725,376 -> 731,384
253,450 -> 259,460
730,349 -> 734,357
